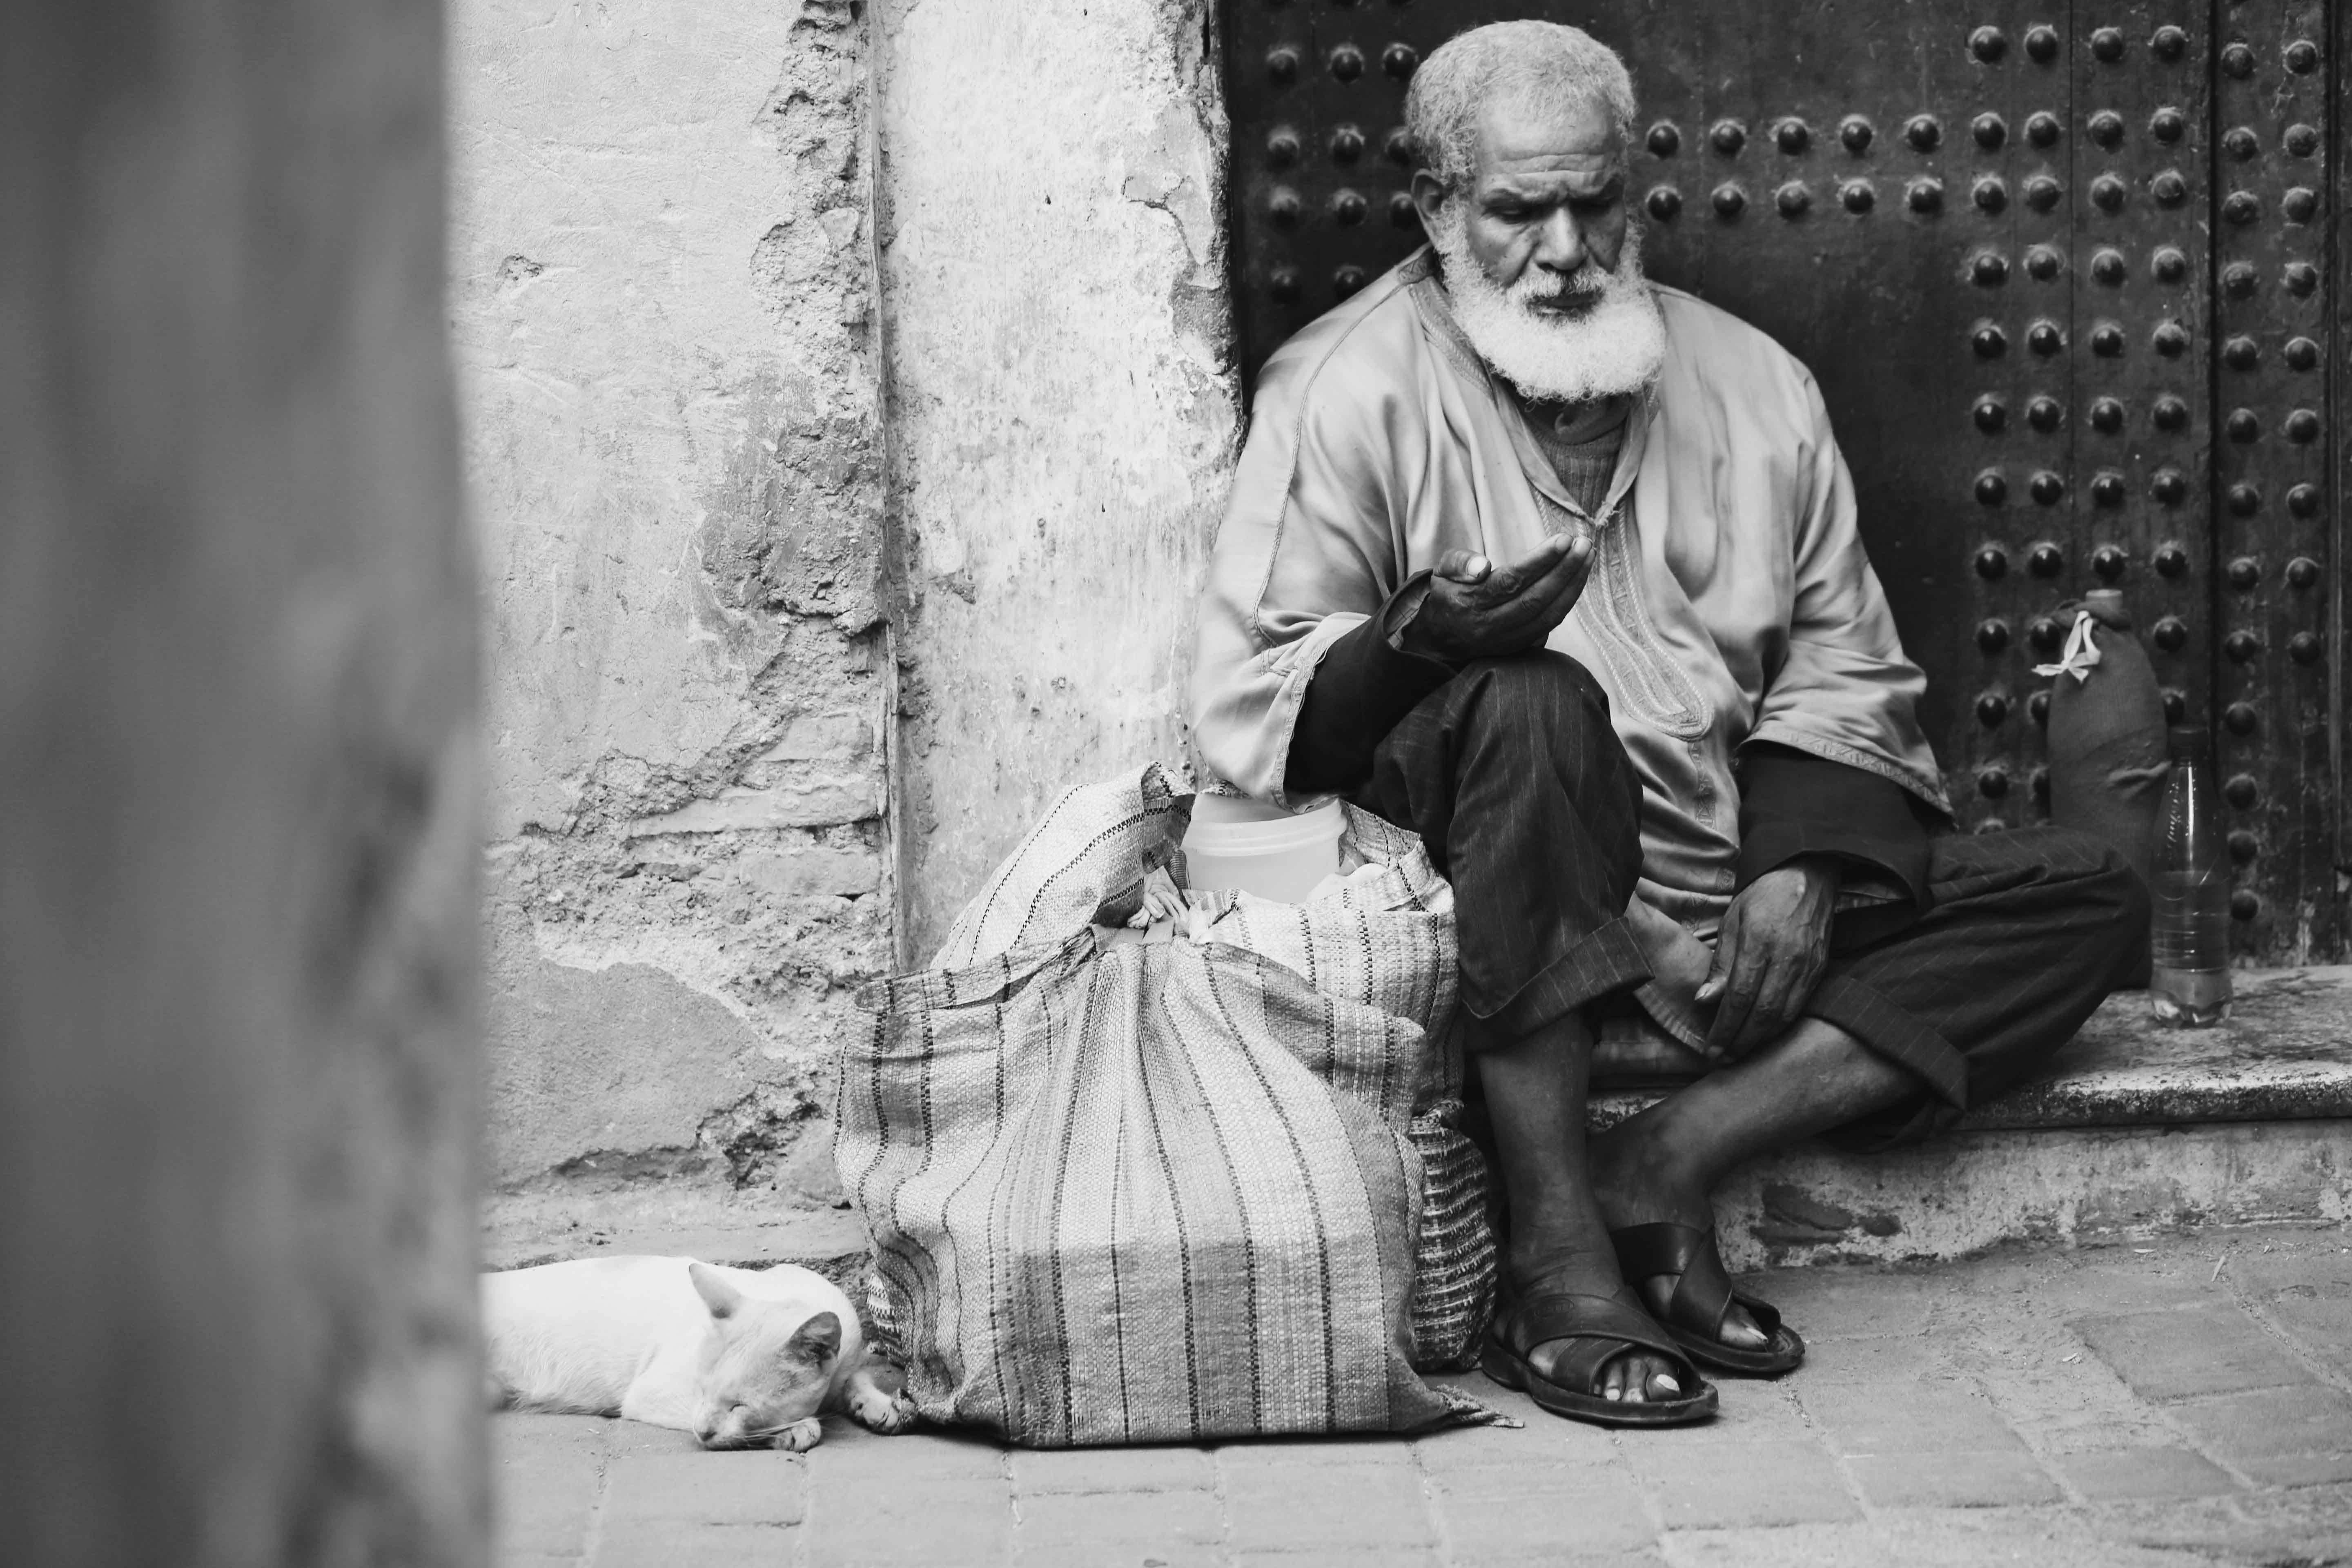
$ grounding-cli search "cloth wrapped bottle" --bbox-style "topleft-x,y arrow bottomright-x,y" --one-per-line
2039,588 -> 2170,885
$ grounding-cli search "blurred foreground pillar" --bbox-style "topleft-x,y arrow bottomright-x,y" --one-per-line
0,2 -> 485,1565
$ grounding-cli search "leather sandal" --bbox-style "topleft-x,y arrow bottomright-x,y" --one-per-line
1478,1282 -> 1718,1427
1610,1221 -> 1805,1376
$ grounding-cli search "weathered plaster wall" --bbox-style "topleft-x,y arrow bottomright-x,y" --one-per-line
878,0 -> 1242,959
451,0 -> 889,1204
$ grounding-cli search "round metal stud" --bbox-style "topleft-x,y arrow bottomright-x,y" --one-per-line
1840,116 -> 1873,153
2025,25 -> 2059,63
2225,630 -> 2262,663
1267,126 -> 1302,165
2285,39 -> 2320,74
2283,187 -> 2318,223
2090,249 -> 2125,285
1390,192 -> 1419,228
2222,43 -> 2255,79
2224,701 -> 2260,735
1269,185 -> 1303,223
1776,180 -> 1812,217
2025,111 -> 2061,147
2228,830 -> 2259,862
2029,543 -> 2064,578
2231,890 -> 2260,922
1908,177 -> 1944,214
2094,544 -> 2127,580
2152,395 -> 2189,430
2287,336 -> 2321,371
2152,469 -> 2188,505
1712,119 -> 1747,156
2285,123 -> 2321,158
1841,180 -> 1875,213
2027,396 -> 2062,432
1973,322 -> 2007,358
2286,409 -> 2322,443
1970,25 -> 2006,62
2287,556 -> 2321,589
2088,111 -> 2125,148
2152,321 -> 2188,357
1975,470 -> 2008,506
1331,189 -> 1368,225
1329,44 -> 1364,81
1973,113 -> 2006,150
2091,27 -> 2124,62
2224,190 -> 2260,225
2154,543 -> 2189,577
1905,114 -> 1941,151
2090,397 -> 2125,433
2221,261 -> 2257,298
2031,690 -> 2053,726
2026,245 -> 2062,280
1269,266 -> 1302,303
1975,544 -> 2009,579
1713,183 -> 1747,218
1978,767 -> 2009,799
2023,175 -> 2062,212
2288,483 -> 2322,518
2227,483 -> 2261,517
1648,122 -> 1682,158
1333,263 -> 1368,298
2227,557 -> 2261,590
2223,126 -> 2259,162
1976,618 -> 2010,654
2089,321 -> 2123,357
2029,617 -> 2063,654
2028,319 -> 2063,356
1776,118 -> 1810,154
1973,396 -> 2007,433
2223,336 -> 2260,371
2162,690 -> 2185,724
2151,169 -> 2186,206
2226,408 -> 2260,443
1330,124 -> 1365,162
2153,247 -> 2189,283
2031,470 -> 2066,504
1972,251 -> 2009,285
1977,692 -> 2011,727
2224,773 -> 2259,808
2286,261 -> 2320,295
2153,616 -> 2188,653
2290,631 -> 2325,665
1382,42 -> 1418,79
2092,471 -> 2126,507
1266,46 -> 1300,82
2149,106 -> 2185,143
1646,186 -> 1683,221
2151,25 -> 2188,62
2091,174 -> 2126,212
1385,127 -> 1414,165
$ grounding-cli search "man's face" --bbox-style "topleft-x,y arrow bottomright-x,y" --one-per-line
1413,96 -> 1629,312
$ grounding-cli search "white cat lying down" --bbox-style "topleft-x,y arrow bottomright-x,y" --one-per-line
483,1256 -> 916,1452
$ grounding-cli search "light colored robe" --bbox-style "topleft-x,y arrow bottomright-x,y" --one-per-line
1190,248 -> 1950,933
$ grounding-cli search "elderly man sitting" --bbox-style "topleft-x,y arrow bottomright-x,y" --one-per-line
1190,22 -> 2149,1427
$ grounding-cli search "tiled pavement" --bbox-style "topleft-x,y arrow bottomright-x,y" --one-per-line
492,1225 -> 2352,1566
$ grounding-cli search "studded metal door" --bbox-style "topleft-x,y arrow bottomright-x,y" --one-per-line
1223,1 -> 2343,962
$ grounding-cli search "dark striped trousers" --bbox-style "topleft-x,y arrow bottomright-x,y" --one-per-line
1353,651 -> 2150,1149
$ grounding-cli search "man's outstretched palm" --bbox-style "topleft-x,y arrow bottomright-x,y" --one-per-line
1400,531 -> 1594,663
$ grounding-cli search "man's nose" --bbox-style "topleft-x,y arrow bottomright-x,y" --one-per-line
1532,209 -> 1587,274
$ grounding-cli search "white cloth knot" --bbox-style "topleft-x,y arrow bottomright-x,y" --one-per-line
2033,609 -> 2105,685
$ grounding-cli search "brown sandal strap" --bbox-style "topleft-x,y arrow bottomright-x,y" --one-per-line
1612,1221 -> 1785,1342
1497,1285 -> 1702,1394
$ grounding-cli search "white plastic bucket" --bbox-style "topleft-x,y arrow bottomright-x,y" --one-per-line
1181,795 -> 1345,904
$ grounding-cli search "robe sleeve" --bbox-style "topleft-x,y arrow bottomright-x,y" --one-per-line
1736,742 -> 1931,906
1283,572 -> 1457,795
1742,370 -> 1953,819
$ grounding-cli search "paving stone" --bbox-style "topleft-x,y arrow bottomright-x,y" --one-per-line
1431,1464 -> 1657,1557
1621,1438 -> 1860,1530
2053,1447 -> 2238,1502
491,1414 -> 606,1561
1016,1488 -> 1222,1547
1230,1552 -> 1443,1568
599,1450 -> 804,1527
1789,1336 -> 1954,1386
801,1478 -> 1012,1566
2072,1303 -> 2318,1400
1798,1381 -> 2024,1456
805,1429 -> 1006,1484
1222,1457 -> 1438,1550
1010,1444 -> 1214,1494
590,1522 -> 794,1567
2167,1386 -> 2352,1487
1844,1448 -> 2062,1508
1743,1269 -> 1963,1344
1213,1434 -> 1424,1467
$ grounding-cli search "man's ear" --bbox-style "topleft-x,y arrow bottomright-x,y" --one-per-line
787,1311 -> 842,1365
688,1262 -> 744,1321
1411,168 -> 1452,230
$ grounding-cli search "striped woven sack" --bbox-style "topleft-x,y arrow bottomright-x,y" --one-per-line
837,764 -> 1500,1445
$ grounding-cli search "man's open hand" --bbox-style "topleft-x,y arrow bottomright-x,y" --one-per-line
1398,531 -> 1594,663
1698,856 -> 1840,1061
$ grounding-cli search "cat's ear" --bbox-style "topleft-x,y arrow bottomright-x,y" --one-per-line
788,1311 -> 842,1365
688,1262 -> 745,1321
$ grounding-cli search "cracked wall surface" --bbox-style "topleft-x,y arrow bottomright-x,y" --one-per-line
451,0 -> 888,1206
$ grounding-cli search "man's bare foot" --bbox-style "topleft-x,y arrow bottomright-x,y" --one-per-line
1504,1250 -> 1689,1402
1586,1126 -> 1769,1352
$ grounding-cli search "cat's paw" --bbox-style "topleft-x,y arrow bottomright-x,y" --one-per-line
851,1384 -> 918,1435
772,1417 -> 825,1453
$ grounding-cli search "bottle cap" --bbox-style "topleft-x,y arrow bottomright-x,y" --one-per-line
2168,724 -> 2211,758
2086,588 -> 2124,606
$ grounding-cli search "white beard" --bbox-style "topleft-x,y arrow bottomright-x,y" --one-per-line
1430,207 -> 1668,405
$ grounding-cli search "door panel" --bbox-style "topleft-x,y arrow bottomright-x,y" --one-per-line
1221,0 -> 2340,960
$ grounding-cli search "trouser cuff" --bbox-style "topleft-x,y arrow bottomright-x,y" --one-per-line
1477,913 -> 1652,1039
1803,974 -> 1971,1109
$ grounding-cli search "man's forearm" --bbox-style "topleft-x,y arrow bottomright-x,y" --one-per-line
1283,575 -> 1457,796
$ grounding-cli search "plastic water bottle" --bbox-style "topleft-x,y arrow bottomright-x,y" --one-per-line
2148,725 -> 2233,1025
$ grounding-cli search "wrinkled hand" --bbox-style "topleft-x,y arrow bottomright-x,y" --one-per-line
1698,857 -> 1840,1061
1398,531 -> 1595,663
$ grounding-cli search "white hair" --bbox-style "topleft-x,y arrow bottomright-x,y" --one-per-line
1405,21 -> 1638,193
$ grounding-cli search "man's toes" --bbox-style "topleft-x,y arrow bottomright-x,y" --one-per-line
1719,1302 -> 1771,1350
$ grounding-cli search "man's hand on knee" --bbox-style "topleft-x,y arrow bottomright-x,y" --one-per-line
1397,532 -> 1594,663
1698,856 -> 1840,1060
